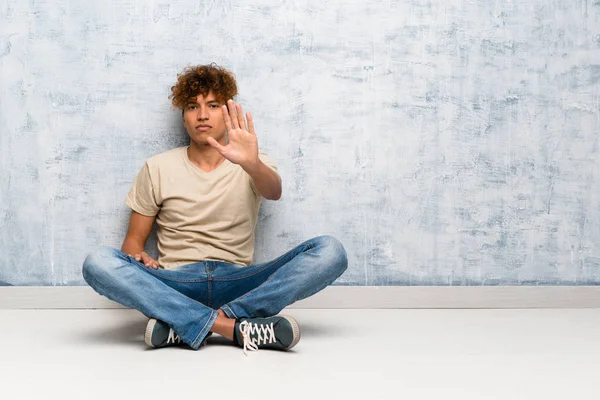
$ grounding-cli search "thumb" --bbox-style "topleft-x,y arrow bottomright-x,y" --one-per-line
207,137 -> 226,154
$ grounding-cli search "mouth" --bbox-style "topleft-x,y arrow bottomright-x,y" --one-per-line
195,124 -> 212,132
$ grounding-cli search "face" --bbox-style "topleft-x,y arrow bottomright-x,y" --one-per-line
182,91 -> 226,145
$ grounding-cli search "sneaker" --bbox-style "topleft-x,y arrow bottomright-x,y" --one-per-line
234,315 -> 300,355
144,318 -> 211,349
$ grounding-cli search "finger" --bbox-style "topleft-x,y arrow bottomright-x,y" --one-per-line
227,100 -> 239,129
207,137 -> 226,154
221,105 -> 233,132
236,103 -> 246,131
141,253 -> 153,266
246,112 -> 256,135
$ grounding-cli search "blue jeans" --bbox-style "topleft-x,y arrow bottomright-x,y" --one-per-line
82,235 -> 348,349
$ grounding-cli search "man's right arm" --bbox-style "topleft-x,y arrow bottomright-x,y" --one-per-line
121,210 -> 159,268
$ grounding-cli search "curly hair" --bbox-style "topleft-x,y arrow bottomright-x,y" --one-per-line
169,63 -> 238,109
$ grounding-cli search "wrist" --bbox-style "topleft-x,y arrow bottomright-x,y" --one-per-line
241,158 -> 261,175
121,237 -> 144,255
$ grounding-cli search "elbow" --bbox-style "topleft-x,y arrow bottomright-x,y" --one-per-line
257,173 -> 282,200
266,177 -> 282,200
265,189 -> 282,201
264,183 -> 282,201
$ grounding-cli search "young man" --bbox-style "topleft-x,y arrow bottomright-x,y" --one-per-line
82,64 -> 348,354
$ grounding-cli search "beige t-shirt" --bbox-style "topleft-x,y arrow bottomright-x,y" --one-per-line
125,146 -> 278,269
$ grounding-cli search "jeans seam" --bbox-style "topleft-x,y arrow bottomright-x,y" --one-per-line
190,309 -> 218,349
223,264 -> 290,313
219,242 -> 317,313
221,305 -> 238,319
127,256 -> 209,283
118,259 -> 215,314
207,262 -> 213,308
211,244 -> 309,282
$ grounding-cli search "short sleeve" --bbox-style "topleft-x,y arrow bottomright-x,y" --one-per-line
258,151 -> 278,172
125,162 -> 160,216
250,151 -> 279,196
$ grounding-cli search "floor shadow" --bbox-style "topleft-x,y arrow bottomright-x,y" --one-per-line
77,317 -> 147,348
75,313 -> 353,349
205,334 -> 236,347
295,321 -> 346,337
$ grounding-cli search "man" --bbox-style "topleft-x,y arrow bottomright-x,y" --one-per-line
82,64 -> 348,354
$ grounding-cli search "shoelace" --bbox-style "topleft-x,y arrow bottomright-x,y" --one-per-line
167,329 -> 181,345
239,320 -> 276,356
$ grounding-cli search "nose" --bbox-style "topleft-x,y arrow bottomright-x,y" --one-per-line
197,106 -> 209,121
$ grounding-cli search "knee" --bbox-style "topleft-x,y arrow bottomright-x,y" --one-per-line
82,246 -> 122,284
313,235 -> 348,278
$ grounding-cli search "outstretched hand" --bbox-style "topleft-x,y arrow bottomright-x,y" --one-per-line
206,100 -> 259,169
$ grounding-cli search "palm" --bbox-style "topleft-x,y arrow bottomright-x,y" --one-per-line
222,127 -> 258,166
207,100 -> 259,168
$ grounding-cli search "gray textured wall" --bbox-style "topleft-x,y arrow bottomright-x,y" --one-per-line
1,0 -> 599,286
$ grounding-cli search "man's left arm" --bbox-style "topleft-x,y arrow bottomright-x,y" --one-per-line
243,161 -> 282,201
206,99 -> 282,200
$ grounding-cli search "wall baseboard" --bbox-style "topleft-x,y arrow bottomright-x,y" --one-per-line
1,286 -> 599,309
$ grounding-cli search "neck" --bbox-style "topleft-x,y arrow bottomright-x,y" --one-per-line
187,139 -> 226,171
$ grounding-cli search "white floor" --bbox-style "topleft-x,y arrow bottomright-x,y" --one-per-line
1,309 -> 600,400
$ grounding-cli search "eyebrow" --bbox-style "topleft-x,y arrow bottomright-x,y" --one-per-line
187,99 -> 220,105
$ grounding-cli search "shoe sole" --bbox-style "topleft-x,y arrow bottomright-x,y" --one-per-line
145,318 -> 158,348
280,315 -> 301,350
